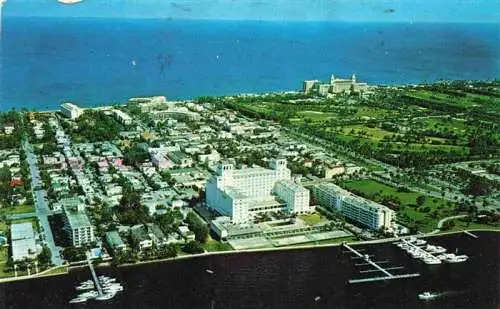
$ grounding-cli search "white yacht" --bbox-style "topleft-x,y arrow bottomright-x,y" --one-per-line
96,291 -> 117,301
445,255 -> 468,263
78,290 -> 98,299
418,291 -> 440,300
99,276 -> 117,284
69,297 -> 87,304
104,285 -> 124,292
76,282 -> 95,291
423,257 -> 442,265
433,246 -> 447,254
414,239 -> 427,246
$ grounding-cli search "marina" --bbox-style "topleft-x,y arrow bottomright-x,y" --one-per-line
395,237 -> 469,265
342,243 -> 420,284
68,259 -> 124,304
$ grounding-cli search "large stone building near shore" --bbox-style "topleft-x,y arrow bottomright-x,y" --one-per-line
304,74 -> 368,95
206,159 -> 313,224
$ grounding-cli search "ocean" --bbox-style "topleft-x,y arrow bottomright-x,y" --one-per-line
0,18 -> 499,111
0,232 -> 498,309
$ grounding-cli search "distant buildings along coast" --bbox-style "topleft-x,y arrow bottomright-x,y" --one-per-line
304,74 -> 369,96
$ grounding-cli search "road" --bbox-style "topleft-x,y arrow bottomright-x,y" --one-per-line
22,140 -> 63,266
437,215 -> 468,229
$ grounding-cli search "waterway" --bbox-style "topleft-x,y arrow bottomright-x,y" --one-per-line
0,231 -> 498,308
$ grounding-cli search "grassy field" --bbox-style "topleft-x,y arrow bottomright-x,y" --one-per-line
0,247 -> 11,278
447,219 -> 500,232
297,111 -> 339,121
0,204 -> 35,217
337,125 -> 394,140
342,179 -> 448,209
407,90 -> 479,109
202,237 -> 233,252
40,265 -> 69,276
298,213 -> 326,226
342,179 -> 455,232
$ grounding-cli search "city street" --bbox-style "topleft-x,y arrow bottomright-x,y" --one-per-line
23,140 -> 63,266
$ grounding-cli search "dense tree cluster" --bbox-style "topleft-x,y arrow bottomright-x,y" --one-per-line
185,211 -> 209,243
72,110 -> 124,142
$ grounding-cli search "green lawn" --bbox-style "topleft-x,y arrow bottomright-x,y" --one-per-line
342,179 -> 449,209
40,265 -> 69,276
407,90 -> 478,109
0,204 -> 35,217
298,213 -> 326,226
0,247 -> 12,278
339,125 -> 394,140
446,219 -> 500,232
355,106 -> 394,118
298,111 -> 339,121
342,179 -> 454,232
203,239 -> 233,252
0,221 -> 7,234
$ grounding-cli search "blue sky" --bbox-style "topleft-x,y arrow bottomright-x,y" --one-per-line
4,0 -> 500,22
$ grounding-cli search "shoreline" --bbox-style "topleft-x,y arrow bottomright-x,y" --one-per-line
0,228 -> 497,283
0,264 -> 68,284
117,228 -> 500,269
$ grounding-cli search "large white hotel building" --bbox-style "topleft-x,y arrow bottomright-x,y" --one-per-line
206,159 -> 313,223
313,183 -> 394,231
60,103 -> 84,120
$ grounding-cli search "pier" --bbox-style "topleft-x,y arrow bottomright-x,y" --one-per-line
87,259 -> 103,296
463,231 -> 479,239
342,243 -> 420,284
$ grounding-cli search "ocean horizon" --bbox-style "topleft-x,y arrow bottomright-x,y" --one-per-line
0,17 -> 499,111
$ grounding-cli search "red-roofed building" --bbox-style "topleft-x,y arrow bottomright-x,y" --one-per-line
10,178 -> 23,187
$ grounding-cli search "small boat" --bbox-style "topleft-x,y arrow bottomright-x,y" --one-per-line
414,239 -> 427,246
445,255 -> 468,263
78,290 -> 98,299
69,297 -> 87,304
437,254 -> 448,260
418,291 -> 440,300
104,285 -> 123,292
76,282 -> 95,291
423,257 -> 442,265
95,291 -> 117,301
99,277 -> 117,284
433,246 -> 447,254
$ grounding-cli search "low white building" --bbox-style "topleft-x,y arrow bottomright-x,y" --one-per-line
324,164 -> 345,178
113,109 -> 133,125
61,103 -> 83,120
11,223 -> 39,261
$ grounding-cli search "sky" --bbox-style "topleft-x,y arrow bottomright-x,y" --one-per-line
3,0 -> 500,23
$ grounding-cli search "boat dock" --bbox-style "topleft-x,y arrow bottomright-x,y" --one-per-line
342,243 -> 420,284
87,259 -> 103,296
400,239 -> 434,259
463,231 -> 479,239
